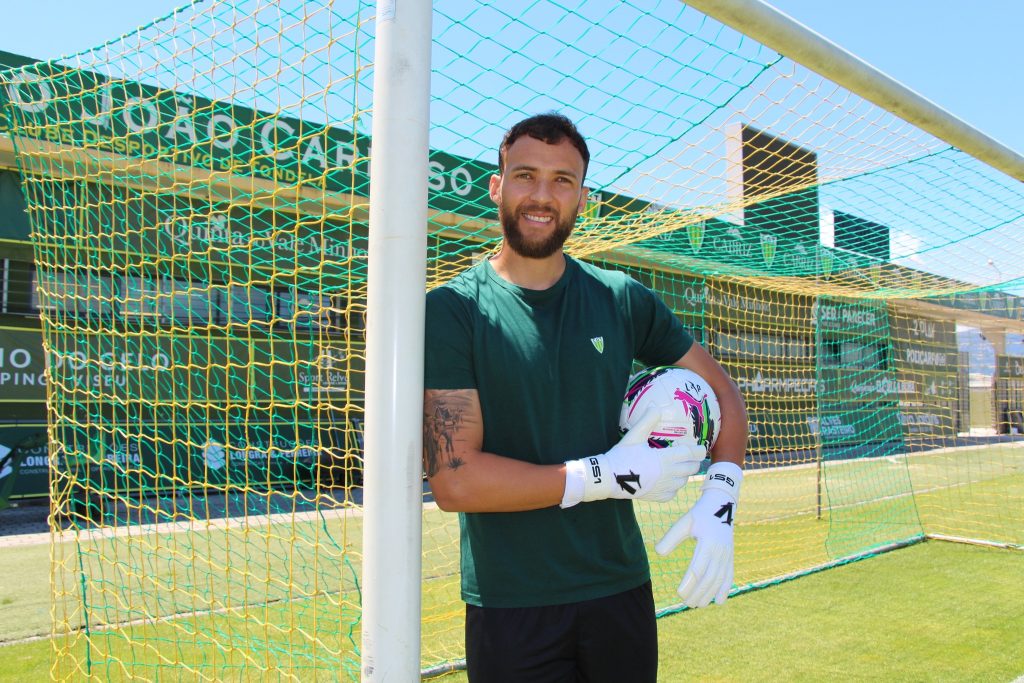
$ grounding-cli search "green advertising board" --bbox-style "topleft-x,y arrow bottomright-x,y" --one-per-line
817,368 -> 902,404
42,329 -> 363,408
0,323 -> 364,499
745,403 -> 815,453
814,404 -> 904,448
927,289 -> 1024,324
0,326 -> 47,402
0,170 -> 31,241
998,355 -> 1024,379
708,281 -> 812,331
889,314 -> 958,440
0,50 -> 497,220
812,297 -> 888,337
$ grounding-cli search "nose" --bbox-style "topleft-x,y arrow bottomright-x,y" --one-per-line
529,179 -> 555,204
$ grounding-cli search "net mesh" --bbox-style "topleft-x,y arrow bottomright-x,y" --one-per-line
0,0 -> 1021,678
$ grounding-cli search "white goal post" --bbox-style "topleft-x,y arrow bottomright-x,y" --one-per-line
361,1 -> 433,681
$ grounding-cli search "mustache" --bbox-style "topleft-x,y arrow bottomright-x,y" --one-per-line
517,203 -> 559,216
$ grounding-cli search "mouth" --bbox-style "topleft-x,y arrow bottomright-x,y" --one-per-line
522,213 -> 553,224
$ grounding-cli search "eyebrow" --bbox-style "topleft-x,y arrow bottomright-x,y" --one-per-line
506,163 -> 581,181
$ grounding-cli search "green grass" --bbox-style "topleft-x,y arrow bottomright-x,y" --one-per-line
657,541 -> 1024,683
0,542 -> 50,642
4,541 -> 1019,682
428,541 -> 1024,683
0,444 -> 1020,680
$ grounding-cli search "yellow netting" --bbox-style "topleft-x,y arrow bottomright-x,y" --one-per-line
0,0 -> 1020,679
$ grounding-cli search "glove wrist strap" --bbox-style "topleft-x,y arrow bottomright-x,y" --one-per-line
560,458 -> 587,508
702,461 -> 743,503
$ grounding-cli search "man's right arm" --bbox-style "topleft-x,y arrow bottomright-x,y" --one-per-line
423,388 -> 568,513
423,388 -> 704,513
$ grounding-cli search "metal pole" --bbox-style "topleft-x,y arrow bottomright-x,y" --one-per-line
684,0 -> 1024,183
361,0 -> 432,680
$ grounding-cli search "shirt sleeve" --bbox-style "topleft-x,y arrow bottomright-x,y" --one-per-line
627,278 -> 694,366
424,286 -> 477,390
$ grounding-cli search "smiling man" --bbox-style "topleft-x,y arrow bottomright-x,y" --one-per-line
423,113 -> 748,682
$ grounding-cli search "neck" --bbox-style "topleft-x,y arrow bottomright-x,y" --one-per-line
489,248 -> 567,290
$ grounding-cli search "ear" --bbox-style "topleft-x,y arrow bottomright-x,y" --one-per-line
578,187 -> 589,214
489,173 -> 501,205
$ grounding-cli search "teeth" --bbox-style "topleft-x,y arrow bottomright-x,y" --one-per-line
524,214 -> 552,223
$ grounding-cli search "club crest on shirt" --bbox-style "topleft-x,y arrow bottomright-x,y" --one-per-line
591,336 -> 605,353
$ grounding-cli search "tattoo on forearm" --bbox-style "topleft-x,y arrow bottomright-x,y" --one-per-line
423,393 -> 474,477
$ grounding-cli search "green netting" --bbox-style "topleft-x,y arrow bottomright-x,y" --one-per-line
0,0 -> 1021,679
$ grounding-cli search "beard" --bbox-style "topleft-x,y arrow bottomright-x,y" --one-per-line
500,203 -> 577,259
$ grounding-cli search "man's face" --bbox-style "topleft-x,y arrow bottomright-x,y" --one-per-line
490,136 -> 587,259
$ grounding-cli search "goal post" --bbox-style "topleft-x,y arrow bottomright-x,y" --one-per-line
0,0 -> 1021,680
362,0 -> 433,680
685,0 -> 1024,183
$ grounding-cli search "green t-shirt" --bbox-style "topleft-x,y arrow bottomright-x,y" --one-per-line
424,256 -> 693,607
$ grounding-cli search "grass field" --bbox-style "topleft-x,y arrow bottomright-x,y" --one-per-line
0,443 -> 1020,680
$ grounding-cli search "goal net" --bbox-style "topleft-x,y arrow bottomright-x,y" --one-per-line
1,0 -> 1020,678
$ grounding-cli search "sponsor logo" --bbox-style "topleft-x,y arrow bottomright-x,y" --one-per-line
0,444 -> 12,480
812,301 -> 879,328
807,416 -> 858,438
615,470 -> 642,495
711,227 -> 754,259
869,263 -> 882,287
908,319 -> 937,340
714,502 -> 734,525
688,221 -> 705,254
819,246 -> 834,280
203,441 -> 226,470
902,348 -> 949,367
708,473 -> 735,487
737,371 -> 816,395
848,378 -> 916,396
760,233 -> 777,269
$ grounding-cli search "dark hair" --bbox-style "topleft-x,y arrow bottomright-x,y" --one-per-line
498,112 -> 590,181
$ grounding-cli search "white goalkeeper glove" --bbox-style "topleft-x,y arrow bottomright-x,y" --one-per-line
560,409 -> 705,508
655,461 -> 743,608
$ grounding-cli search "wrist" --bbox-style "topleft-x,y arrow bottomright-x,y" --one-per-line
702,461 -> 743,503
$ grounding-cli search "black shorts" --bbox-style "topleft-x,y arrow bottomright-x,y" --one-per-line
464,581 -> 658,683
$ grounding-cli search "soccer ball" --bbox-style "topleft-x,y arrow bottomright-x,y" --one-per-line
619,366 -> 721,450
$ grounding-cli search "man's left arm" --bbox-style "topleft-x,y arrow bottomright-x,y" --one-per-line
656,342 -> 748,608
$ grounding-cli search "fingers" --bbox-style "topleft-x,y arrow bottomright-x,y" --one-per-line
677,546 -> 733,609
682,545 -> 725,608
620,408 -> 662,446
654,511 -> 693,556
677,543 -> 712,606
714,560 -> 734,606
662,458 -> 702,479
660,444 -> 706,466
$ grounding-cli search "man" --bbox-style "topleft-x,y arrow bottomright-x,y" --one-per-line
423,113 -> 748,682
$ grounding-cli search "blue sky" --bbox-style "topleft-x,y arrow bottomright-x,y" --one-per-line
767,0 -> 1023,156
1,0 -> 1020,156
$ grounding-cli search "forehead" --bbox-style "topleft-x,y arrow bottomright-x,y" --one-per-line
503,135 -> 585,176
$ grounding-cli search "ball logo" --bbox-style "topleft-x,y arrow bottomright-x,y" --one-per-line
673,385 -> 717,449
621,366 -> 721,451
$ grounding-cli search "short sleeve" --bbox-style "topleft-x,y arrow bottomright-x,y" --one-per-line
627,278 -> 693,366
424,286 -> 476,390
